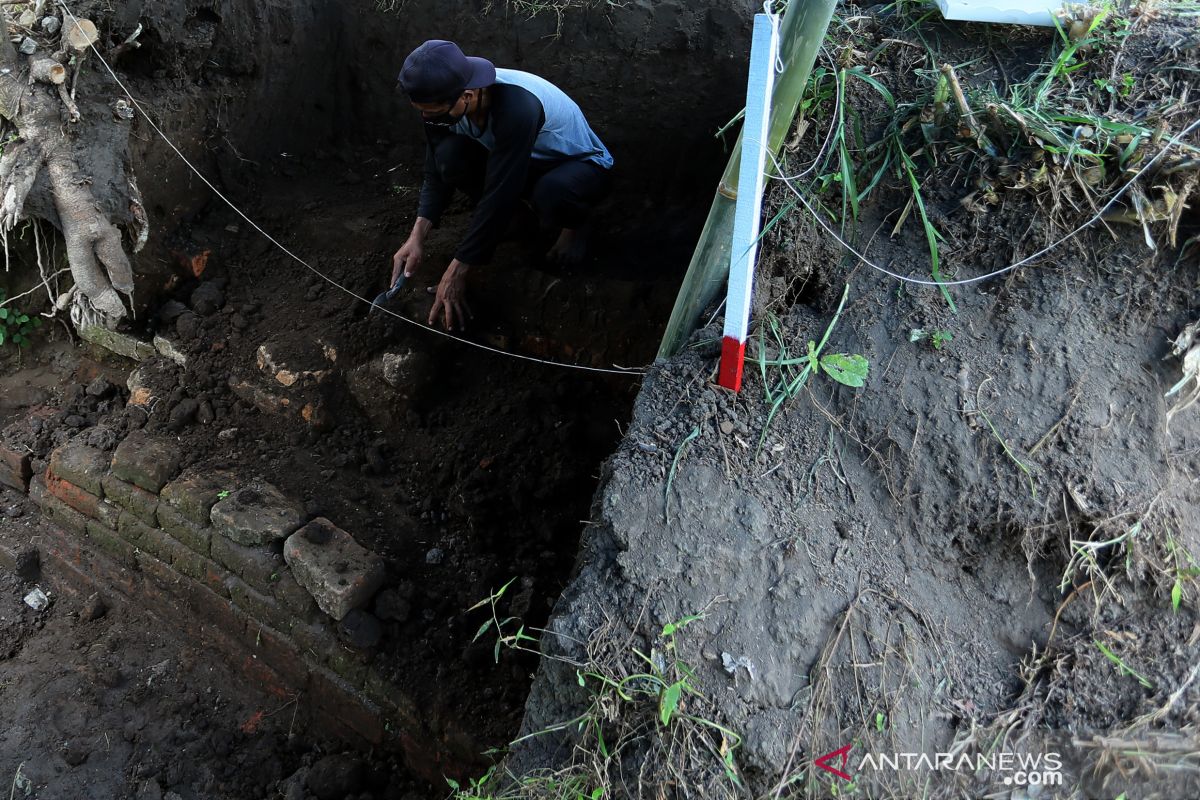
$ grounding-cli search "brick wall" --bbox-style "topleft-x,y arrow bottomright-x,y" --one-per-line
1,426 -> 473,784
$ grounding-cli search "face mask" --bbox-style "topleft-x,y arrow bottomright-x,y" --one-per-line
423,95 -> 466,128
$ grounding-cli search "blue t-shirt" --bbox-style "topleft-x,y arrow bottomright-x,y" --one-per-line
417,69 -> 612,264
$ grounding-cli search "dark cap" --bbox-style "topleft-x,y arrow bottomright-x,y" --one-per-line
398,40 -> 496,104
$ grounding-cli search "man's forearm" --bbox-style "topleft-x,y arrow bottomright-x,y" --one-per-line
410,216 -> 434,242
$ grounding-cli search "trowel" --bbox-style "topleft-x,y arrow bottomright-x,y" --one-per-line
369,273 -> 407,316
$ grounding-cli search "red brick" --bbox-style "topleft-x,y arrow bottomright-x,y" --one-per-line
134,549 -> 184,599
239,653 -> 292,700
309,666 -> 384,745
0,442 -> 31,492
226,576 -> 293,635
48,442 -> 109,496
35,521 -> 137,598
211,534 -> 284,594
158,504 -> 211,556
85,519 -> 137,569
29,475 -> 89,539
102,474 -> 158,526
160,468 -> 235,527
245,622 -> 309,689
45,471 -> 103,519
363,668 -> 422,731
38,549 -> 104,602
181,577 -> 245,640
111,432 -> 181,493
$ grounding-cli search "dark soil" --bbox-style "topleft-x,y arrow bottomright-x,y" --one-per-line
3,0 -> 758,795
511,6 -> 1200,799
0,487 -> 424,800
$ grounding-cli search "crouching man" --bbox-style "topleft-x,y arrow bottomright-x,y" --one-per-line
391,39 -> 614,330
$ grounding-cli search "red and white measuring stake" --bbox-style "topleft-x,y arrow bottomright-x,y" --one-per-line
718,12 -> 780,393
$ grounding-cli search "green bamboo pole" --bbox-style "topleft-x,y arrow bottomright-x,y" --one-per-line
657,0 -> 837,359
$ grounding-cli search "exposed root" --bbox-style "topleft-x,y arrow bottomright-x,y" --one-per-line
0,8 -> 143,329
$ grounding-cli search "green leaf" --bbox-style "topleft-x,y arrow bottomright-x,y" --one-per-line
0,308 -> 8,319
659,681 -> 683,726
1172,579 -> 1183,612
661,613 -> 703,638
15,314 -> 28,324
820,353 -> 869,387
576,670 -> 586,687
473,618 -> 493,642
445,778 -> 460,791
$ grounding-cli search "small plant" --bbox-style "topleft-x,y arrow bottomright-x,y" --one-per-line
470,578 -> 539,663
909,328 -> 953,350
1164,535 -> 1200,613
755,285 -> 869,455
10,761 -> 32,797
665,426 -> 700,524
459,608 -> 746,798
977,409 -> 1036,498
1094,638 -> 1153,690
0,289 -> 44,349
216,489 -> 232,500
1094,73 -> 1135,98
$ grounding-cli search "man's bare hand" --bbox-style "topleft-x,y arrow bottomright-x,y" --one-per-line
391,237 -> 424,285
428,259 -> 473,331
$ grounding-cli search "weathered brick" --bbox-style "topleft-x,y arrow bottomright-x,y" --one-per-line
327,643 -> 369,687
0,442 -> 31,492
283,518 -> 385,621
227,576 -> 293,634
245,622 -> 309,689
363,668 -> 421,730
180,577 -> 243,637
273,571 -> 321,617
35,520 -> 137,598
116,510 -> 154,548
211,534 -> 284,594
210,481 -> 303,546
158,504 -> 212,556
94,500 -> 121,530
309,666 -> 384,745
170,543 -> 209,584
111,431 -> 181,493
102,474 -> 158,526
85,519 -> 137,568
45,471 -> 103,519
134,549 -> 182,597
160,468 -> 236,527
48,442 -> 109,496
291,619 -> 339,665
30,476 -> 88,538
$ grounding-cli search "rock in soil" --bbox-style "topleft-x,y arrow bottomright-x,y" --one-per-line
81,593 -> 108,621
190,283 -> 225,316
306,754 -> 365,800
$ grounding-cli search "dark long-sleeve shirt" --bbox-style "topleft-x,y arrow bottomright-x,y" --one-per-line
416,69 -> 613,266
417,83 -> 543,265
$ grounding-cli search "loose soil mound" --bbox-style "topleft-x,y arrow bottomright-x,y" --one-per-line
510,5 -> 1200,798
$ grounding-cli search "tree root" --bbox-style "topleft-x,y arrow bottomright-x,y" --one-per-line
0,8 -> 143,330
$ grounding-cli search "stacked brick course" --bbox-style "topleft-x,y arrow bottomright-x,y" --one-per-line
1,427 -> 462,782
